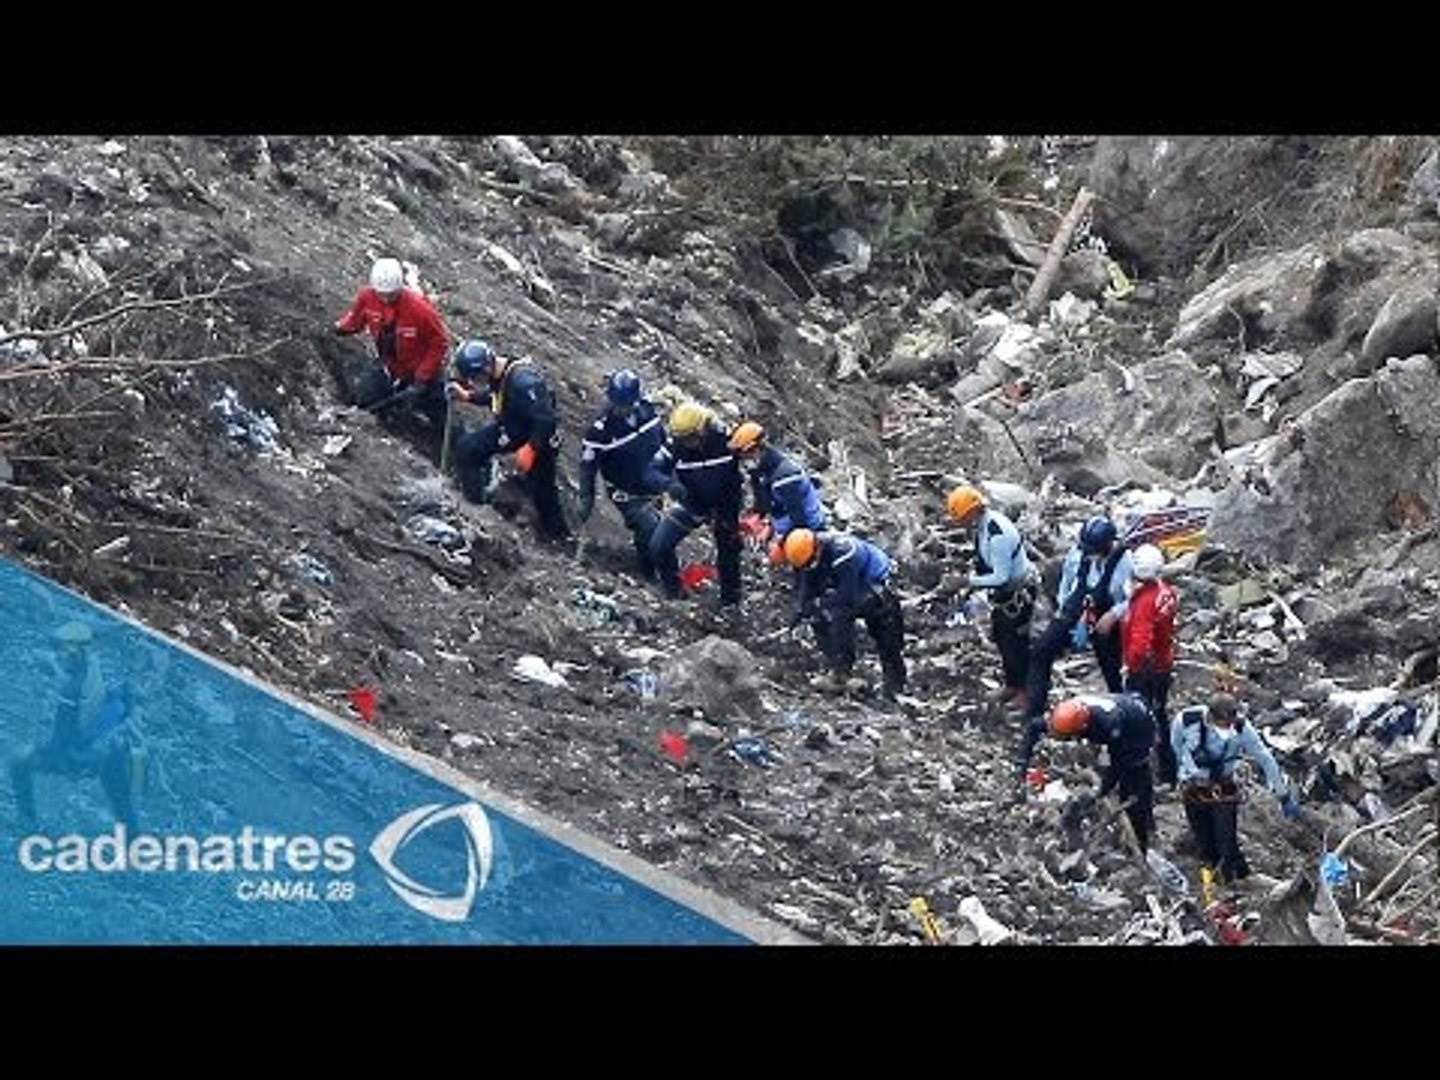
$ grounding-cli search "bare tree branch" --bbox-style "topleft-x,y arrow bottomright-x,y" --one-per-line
0,278 -> 268,347
0,338 -> 289,383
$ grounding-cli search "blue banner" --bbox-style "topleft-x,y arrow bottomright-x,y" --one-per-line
1,558 -> 773,944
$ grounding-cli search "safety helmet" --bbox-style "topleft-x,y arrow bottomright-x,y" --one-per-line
370,257 -> 405,295
767,539 -> 787,567
455,339 -> 496,379
1079,516 -> 1117,555
783,528 -> 819,569
1050,698 -> 1089,737
946,485 -> 986,522
728,421 -> 766,454
669,401 -> 713,438
605,368 -> 641,407
54,621 -> 94,645
1131,543 -> 1165,581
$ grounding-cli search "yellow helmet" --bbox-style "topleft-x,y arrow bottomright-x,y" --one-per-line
783,528 -> 819,569
669,401 -> 713,438
728,421 -> 766,454
947,485 -> 986,522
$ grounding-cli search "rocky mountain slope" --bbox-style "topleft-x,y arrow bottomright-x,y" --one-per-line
1,134 -> 1435,945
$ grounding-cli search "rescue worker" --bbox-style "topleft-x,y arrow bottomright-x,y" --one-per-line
1122,544 -> 1180,787
575,368 -> 673,577
945,485 -> 1039,710
8,622 -> 147,831
785,528 -> 907,698
649,402 -> 744,609
1023,516 -> 1134,724
1016,692 -> 1156,853
333,256 -> 450,451
1173,692 -> 1299,884
728,421 -> 828,544
449,339 -> 571,542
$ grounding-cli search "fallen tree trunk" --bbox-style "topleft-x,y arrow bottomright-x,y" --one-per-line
1023,187 -> 1095,322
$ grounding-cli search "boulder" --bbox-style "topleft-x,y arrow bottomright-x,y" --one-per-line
658,635 -> 765,723
1207,355 -> 1440,568
1361,280 -> 1438,369
1013,350 -> 1220,487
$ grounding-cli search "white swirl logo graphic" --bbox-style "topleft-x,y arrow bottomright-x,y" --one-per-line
370,802 -> 493,922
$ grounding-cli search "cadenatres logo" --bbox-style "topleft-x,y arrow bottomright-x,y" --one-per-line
369,802 -> 493,923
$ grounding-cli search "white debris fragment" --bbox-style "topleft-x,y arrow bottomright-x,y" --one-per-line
957,896 -> 1014,945
512,654 -> 569,688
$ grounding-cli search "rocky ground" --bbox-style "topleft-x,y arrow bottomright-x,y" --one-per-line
1,134 -> 1436,945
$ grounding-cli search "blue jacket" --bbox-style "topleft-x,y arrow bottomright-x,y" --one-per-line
664,422 -> 742,513
1017,692 -> 1154,788
797,532 -> 892,618
490,360 -> 557,448
1057,545 -> 1133,622
748,446 -> 826,535
578,399 -> 671,503
1172,706 -> 1289,796
970,508 -> 1030,590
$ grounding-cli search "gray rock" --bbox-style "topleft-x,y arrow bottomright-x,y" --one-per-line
1207,355 -> 1440,568
1014,350 -> 1218,483
1408,147 -> 1439,212
1055,250 -> 1110,301
1361,281 -> 1438,370
658,635 -> 765,723
1167,243 -> 1328,351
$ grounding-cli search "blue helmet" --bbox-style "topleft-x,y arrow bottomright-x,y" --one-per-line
1079,516 -> 1117,555
455,339 -> 495,379
605,368 -> 641,407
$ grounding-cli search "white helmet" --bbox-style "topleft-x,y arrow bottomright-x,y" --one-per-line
369,257 -> 405,294
1131,544 -> 1165,581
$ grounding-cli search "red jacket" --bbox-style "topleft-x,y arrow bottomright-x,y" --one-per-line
1122,578 -> 1178,674
334,286 -> 448,384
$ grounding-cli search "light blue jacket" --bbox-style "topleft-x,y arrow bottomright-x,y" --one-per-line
969,508 -> 1031,590
1172,706 -> 1290,797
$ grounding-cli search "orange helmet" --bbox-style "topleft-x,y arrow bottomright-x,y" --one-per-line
728,421 -> 766,454
767,539 -> 786,567
1050,698 -> 1089,737
783,528 -> 819,569
947,485 -> 985,522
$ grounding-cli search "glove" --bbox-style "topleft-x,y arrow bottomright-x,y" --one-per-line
445,381 -> 473,403
1069,621 -> 1090,650
1280,792 -> 1300,820
667,481 -> 688,504
515,443 -> 537,475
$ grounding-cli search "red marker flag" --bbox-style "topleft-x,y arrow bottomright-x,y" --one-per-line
658,730 -> 689,764
348,686 -> 378,724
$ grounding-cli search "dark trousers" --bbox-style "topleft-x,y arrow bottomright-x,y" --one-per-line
10,740 -> 138,831
990,587 -> 1034,692
355,367 -> 450,462
1025,614 -> 1124,718
1183,780 -> 1248,882
649,502 -> 741,605
813,586 -> 907,694
611,491 -> 662,578
1114,762 -> 1155,853
456,421 -> 571,540
1125,668 -> 1176,786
